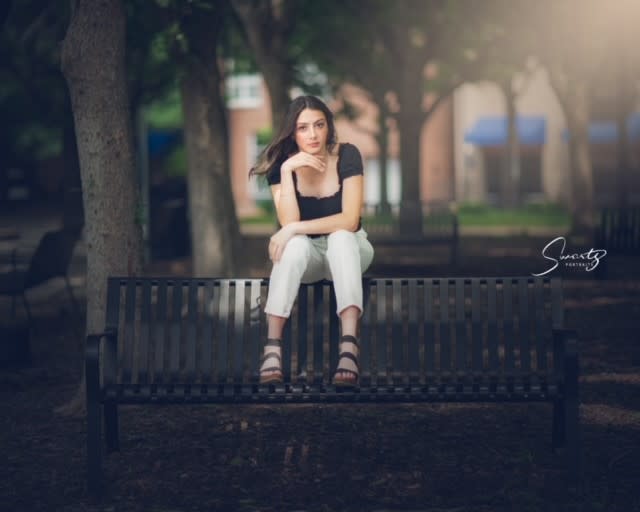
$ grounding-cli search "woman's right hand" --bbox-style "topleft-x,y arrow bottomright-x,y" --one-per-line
282,152 -> 326,174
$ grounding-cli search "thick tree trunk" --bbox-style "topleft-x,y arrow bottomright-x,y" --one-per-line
231,0 -> 295,131
181,9 -> 240,277
397,66 -> 424,236
62,95 -> 84,233
60,0 -> 143,413
549,73 -> 595,233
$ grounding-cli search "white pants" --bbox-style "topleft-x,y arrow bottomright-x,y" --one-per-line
264,229 -> 375,318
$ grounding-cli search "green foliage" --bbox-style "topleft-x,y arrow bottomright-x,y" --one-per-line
145,87 -> 183,129
255,128 -> 273,147
164,144 -> 187,177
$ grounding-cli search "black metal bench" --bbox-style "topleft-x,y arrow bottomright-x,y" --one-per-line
595,207 -> 640,277
362,201 -> 459,265
86,276 -> 580,494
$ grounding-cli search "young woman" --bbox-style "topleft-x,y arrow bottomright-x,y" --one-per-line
249,95 -> 374,387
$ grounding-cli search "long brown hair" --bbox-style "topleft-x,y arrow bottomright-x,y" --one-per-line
249,95 -> 338,178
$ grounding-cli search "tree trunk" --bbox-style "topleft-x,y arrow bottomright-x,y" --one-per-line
62,95 -> 84,233
377,115 -> 391,215
503,83 -> 520,208
564,86 -> 595,233
549,72 -> 595,233
181,10 -> 240,277
397,67 -> 424,236
231,0 -> 295,132
60,0 -> 143,414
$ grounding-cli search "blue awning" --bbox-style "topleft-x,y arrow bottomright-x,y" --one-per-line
563,113 -> 640,143
464,116 -> 546,146
148,130 -> 182,157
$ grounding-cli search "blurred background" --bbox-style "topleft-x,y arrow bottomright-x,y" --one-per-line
1,0 -> 638,265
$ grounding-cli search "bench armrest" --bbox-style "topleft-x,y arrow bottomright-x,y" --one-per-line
85,329 -> 118,400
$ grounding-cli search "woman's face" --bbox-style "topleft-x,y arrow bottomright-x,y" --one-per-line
294,108 -> 328,155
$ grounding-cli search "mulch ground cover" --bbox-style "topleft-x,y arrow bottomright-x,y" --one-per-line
1,235 -> 639,512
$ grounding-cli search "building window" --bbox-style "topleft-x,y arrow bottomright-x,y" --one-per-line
227,74 -> 262,109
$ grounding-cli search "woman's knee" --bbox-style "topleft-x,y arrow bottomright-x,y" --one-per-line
279,235 -> 312,265
327,230 -> 358,254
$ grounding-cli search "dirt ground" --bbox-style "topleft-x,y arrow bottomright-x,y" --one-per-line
1,227 -> 639,512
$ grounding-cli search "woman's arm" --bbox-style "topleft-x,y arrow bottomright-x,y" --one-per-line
271,152 -> 327,226
271,167 -> 300,226
288,175 -> 363,235
268,175 -> 363,262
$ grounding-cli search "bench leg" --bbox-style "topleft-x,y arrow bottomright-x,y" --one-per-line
104,403 -> 120,452
87,395 -> 103,496
564,335 -> 582,486
86,334 -> 103,496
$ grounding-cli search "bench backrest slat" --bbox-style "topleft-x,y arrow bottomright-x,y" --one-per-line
488,279 -> 501,381
424,280 -> 435,378
360,280 -> 372,386
200,281 -> 215,382
518,278 -> 531,374
185,281 -> 198,381
249,281 -> 262,383
296,284 -> 308,379
455,280 -> 467,377
376,281 -> 388,386
534,279 -> 547,374
407,280 -> 419,384
153,280 -> 168,383
104,277 -> 561,389
122,281 -> 136,384
138,281 -> 151,385
471,279 -> 483,375
392,280 -> 404,385
233,281 -> 246,383
216,281 -> 230,384
312,284 -> 324,385
439,281 -> 451,378
502,280 -> 515,378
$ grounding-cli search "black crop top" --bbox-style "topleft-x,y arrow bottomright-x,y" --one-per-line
266,143 -> 364,236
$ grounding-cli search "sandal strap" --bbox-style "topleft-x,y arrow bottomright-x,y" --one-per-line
261,351 -> 281,363
340,335 -> 359,347
338,351 -> 358,366
266,338 -> 282,347
334,368 -> 359,378
260,366 -> 282,373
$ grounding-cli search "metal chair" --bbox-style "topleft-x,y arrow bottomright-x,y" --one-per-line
0,228 -> 81,322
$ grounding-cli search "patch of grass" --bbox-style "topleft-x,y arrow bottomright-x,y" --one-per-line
458,202 -> 569,228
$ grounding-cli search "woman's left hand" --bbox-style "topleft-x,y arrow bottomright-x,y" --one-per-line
269,224 -> 297,262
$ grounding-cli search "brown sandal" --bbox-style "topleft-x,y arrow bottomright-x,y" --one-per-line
259,338 -> 283,384
333,335 -> 359,388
